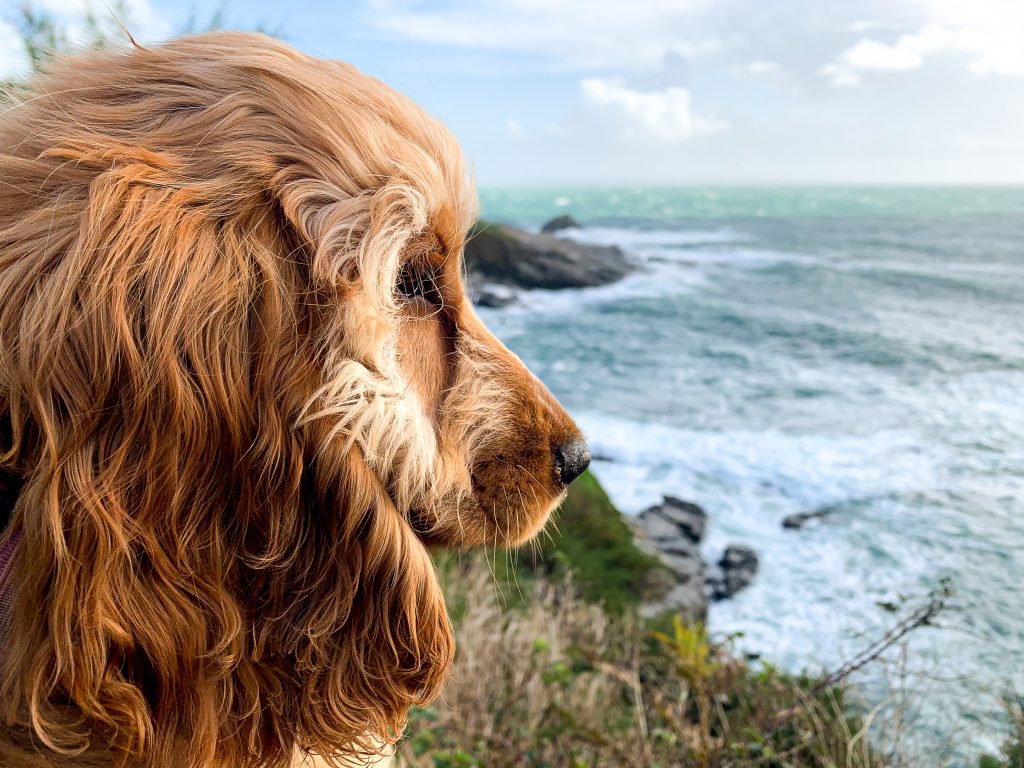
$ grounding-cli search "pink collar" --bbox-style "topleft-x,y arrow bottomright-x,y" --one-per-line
0,529 -> 18,576
0,529 -> 20,648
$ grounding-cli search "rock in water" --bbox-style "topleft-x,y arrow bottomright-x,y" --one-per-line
473,285 -> 517,308
633,498 -> 710,622
464,222 -> 631,290
633,497 -> 761,618
540,214 -> 581,233
649,496 -> 707,543
782,506 -> 834,530
708,545 -> 759,601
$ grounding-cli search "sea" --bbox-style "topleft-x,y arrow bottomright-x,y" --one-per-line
476,187 -> 1024,765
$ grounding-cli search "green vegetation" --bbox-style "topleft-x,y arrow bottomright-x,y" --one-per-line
403,551 -> 885,768
508,470 -> 665,613
408,471 -> 1023,768
980,701 -> 1024,768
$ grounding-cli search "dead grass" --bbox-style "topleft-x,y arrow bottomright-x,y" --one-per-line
397,556 -> 888,768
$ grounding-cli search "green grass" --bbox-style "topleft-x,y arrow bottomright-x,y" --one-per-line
525,470 -> 665,613
487,470 -> 665,614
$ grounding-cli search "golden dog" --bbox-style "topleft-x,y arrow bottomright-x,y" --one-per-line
0,32 -> 589,767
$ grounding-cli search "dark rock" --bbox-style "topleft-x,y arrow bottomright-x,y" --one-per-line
653,497 -> 707,543
708,545 -> 759,601
473,286 -> 517,308
659,550 -> 705,583
634,497 -> 760,618
657,583 -> 708,623
464,222 -> 631,290
633,496 -> 709,623
782,506 -> 834,530
540,214 -> 582,233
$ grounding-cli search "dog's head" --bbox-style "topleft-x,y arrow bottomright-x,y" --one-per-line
0,32 -> 588,767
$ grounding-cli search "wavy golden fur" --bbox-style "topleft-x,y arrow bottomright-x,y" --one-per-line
0,32 -> 586,768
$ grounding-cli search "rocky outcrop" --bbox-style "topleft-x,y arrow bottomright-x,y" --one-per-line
472,285 -> 517,308
707,545 -> 759,601
632,497 -> 760,621
464,222 -> 631,292
540,214 -> 581,233
632,497 -> 709,623
782,505 -> 836,530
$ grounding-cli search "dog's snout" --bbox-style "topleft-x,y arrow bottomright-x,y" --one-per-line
553,437 -> 591,487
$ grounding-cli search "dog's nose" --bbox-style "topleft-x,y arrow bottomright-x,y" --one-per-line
554,437 -> 591,487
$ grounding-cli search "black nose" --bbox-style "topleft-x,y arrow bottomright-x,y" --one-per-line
554,437 -> 591,487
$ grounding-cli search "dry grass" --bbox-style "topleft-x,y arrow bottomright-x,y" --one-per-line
397,557 -> 887,768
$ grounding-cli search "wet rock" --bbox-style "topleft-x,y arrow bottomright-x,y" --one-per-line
782,506 -> 834,530
540,214 -> 582,233
464,221 -> 631,290
708,545 -> 759,601
633,498 -> 710,623
473,285 -> 517,308
648,496 -> 707,543
634,497 -> 760,618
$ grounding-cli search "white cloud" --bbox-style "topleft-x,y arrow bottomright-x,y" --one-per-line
824,0 -> 1024,85
918,0 -> 1024,75
581,78 -> 727,142
842,36 -> 927,71
822,24 -> 952,86
747,60 -> 782,75
365,0 -> 719,70
820,63 -> 862,88
0,20 -> 30,80
505,118 -> 522,136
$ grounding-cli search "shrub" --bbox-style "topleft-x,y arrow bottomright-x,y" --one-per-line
398,555 -> 885,768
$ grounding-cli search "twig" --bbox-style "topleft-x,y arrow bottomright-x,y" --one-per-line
769,579 -> 953,729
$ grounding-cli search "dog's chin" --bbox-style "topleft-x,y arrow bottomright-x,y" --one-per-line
407,488 -> 564,550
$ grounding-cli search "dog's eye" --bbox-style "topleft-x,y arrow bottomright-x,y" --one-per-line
396,262 -> 443,307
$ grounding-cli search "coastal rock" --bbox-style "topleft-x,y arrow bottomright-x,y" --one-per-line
782,506 -> 834,530
708,545 -> 759,601
540,214 -> 581,233
656,582 -> 709,623
633,497 -> 709,623
633,497 -> 761,618
645,496 -> 707,543
473,285 -> 517,308
463,222 -> 631,290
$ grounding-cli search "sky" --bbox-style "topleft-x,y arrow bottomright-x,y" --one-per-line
3,0 -> 1024,185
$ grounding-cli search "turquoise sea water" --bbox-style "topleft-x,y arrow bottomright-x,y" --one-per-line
477,187 -> 1024,764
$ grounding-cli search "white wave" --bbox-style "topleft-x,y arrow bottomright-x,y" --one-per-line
476,258 -> 709,319
573,409 -> 1024,760
632,244 -> 819,267
558,225 -> 745,248
575,412 -> 937,518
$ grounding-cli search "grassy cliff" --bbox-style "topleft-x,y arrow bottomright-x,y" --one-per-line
508,470 -> 665,614
404,474 -> 878,767
408,472 -> 1024,768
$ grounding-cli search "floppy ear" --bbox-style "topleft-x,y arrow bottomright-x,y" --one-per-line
0,137 -> 453,766
261,446 -> 454,764
270,179 -> 456,762
0,138 -> 308,764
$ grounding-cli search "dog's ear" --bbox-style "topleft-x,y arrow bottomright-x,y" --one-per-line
261,447 -> 454,763
0,138 -> 306,765
0,134 -> 455,765
268,181 -> 456,761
